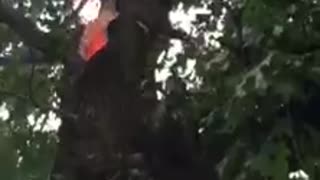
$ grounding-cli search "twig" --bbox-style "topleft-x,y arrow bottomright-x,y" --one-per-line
287,103 -> 305,171
61,0 -> 88,27
28,50 -> 40,109
218,0 -> 246,65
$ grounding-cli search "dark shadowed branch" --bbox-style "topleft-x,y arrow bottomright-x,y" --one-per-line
0,0 -> 49,52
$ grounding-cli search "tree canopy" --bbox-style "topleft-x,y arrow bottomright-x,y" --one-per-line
0,0 -> 320,180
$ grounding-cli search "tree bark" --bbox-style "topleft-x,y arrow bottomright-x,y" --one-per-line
50,9 -> 157,179
0,0 -> 49,52
0,0 -> 217,179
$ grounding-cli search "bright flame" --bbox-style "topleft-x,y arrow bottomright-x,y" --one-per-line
73,0 -> 118,60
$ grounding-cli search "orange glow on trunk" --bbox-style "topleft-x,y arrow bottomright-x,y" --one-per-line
75,0 -> 118,61
81,20 -> 108,60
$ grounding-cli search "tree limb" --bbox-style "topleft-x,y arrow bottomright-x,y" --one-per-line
61,0 -> 88,27
0,0 -> 49,52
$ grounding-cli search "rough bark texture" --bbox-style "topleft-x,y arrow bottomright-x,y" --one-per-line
51,2 -> 160,180
0,0 -> 218,179
50,1 -> 215,180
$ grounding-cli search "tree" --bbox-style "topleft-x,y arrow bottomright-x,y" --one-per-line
1,0 -> 320,180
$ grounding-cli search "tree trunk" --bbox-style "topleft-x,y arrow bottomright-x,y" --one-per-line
50,1 -> 215,180
50,10 -> 157,180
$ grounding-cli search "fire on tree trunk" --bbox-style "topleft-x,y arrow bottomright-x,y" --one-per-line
50,0 -> 213,180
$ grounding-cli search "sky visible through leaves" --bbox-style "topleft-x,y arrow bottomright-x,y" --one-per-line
0,0 -> 315,179
0,0 -> 211,131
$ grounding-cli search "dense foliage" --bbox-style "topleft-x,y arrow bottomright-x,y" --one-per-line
0,0 -> 320,179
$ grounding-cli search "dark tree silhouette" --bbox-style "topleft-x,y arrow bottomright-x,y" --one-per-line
50,1 -> 212,180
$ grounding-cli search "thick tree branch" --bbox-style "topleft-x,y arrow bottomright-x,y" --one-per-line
62,0 -> 88,27
0,0 -> 49,52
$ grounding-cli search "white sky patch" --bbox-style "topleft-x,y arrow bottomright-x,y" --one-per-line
39,11 -> 55,21
0,43 -> 13,57
44,111 -> 61,131
48,64 -> 64,79
0,103 -> 10,121
36,21 -> 50,33
170,3 -> 211,34
289,170 -> 309,180
155,39 -> 184,82
73,0 -> 101,24
155,6 -> 210,84
27,111 -> 61,132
